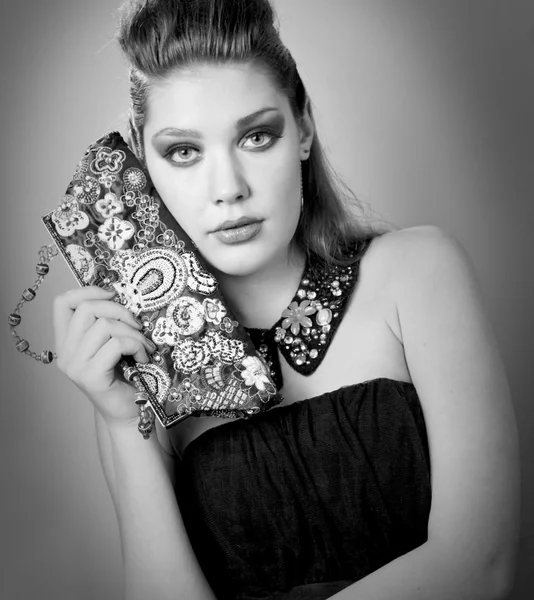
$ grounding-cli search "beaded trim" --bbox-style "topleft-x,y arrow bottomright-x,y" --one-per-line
246,241 -> 370,390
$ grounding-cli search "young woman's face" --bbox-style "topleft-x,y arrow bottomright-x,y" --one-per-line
143,62 -> 312,277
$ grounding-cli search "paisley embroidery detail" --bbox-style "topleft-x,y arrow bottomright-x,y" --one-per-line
167,296 -> 205,336
65,245 -> 95,284
51,195 -> 89,236
182,251 -> 218,295
72,175 -> 101,204
98,216 -> 135,251
136,362 -> 172,405
110,247 -> 188,314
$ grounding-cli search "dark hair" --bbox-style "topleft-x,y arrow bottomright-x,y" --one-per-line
117,0 -> 390,266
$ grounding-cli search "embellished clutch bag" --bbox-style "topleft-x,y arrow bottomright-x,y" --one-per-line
12,131 -> 280,436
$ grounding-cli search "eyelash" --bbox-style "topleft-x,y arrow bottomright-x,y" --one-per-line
165,129 -> 283,167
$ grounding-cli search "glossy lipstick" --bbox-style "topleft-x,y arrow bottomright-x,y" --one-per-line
212,217 -> 262,245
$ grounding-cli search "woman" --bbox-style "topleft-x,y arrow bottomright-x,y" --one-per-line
52,0 -> 520,598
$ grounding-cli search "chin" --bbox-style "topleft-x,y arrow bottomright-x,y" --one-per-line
200,238 -> 285,278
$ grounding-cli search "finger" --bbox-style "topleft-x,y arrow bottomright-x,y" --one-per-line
59,299 -> 143,359
91,336 -> 151,375
75,319 -> 156,362
53,286 -> 117,347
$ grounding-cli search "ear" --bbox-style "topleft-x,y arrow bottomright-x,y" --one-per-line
298,97 -> 315,161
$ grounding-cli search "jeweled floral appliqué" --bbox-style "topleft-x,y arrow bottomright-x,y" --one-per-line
52,195 -> 89,237
90,147 -> 126,175
281,300 -> 317,336
203,298 -> 227,325
237,356 -> 276,401
123,167 -> 147,192
72,176 -> 101,204
98,216 -> 135,251
95,192 -> 124,218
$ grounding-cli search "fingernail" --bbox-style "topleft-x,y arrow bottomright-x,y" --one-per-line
133,316 -> 144,328
146,338 -> 157,352
103,286 -> 116,295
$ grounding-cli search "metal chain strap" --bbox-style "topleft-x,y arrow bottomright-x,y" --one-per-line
8,244 -> 155,439
8,245 -> 59,363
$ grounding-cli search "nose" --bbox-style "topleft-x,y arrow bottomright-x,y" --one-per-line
210,151 -> 250,205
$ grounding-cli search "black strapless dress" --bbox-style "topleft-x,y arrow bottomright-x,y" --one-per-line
176,378 -> 431,599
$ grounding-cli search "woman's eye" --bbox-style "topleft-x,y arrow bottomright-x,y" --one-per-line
242,131 -> 278,150
167,146 -> 200,165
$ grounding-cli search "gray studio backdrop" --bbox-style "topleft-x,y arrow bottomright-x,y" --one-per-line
1,1 -> 533,599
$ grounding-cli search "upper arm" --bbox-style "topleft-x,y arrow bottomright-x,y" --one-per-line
155,419 -> 177,489
390,226 -> 520,590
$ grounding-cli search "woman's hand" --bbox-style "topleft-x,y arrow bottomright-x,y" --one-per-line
53,286 -> 156,427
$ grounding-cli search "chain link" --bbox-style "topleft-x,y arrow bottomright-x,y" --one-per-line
8,244 -> 58,364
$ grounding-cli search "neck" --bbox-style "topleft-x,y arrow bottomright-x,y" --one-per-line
213,245 -> 306,330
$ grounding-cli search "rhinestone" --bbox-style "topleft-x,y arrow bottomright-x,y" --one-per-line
297,289 -> 306,299
307,291 -> 317,300
322,325 -> 331,333
332,289 -> 342,297
285,336 -> 293,344
295,354 -> 305,365
260,344 -> 268,353
302,328 -> 311,336
316,308 -> 332,326
302,278 -> 310,286
309,349 -> 319,359
332,280 -> 340,288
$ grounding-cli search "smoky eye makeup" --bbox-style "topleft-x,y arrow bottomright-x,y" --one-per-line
151,110 -> 287,163
240,113 -> 285,139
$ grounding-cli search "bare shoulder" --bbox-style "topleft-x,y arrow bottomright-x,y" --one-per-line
359,225 -> 477,343
362,224 -> 472,281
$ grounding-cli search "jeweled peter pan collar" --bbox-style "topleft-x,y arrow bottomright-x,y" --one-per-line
245,240 -> 371,390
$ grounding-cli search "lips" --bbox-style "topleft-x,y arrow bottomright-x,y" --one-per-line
213,216 -> 262,232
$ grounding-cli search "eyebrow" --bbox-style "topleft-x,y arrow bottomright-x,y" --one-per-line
152,107 -> 282,140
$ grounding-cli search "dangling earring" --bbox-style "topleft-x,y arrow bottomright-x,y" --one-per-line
300,164 -> 304,213
300,148 -> 309,213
